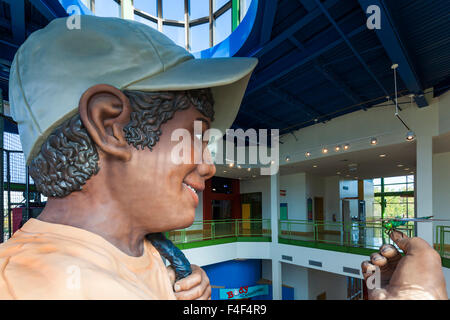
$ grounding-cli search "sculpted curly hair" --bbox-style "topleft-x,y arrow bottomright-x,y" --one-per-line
29,89 -> 214,197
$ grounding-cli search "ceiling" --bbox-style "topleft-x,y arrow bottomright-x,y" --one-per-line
232,0 -> 450,136
216,140 -> 418,181
0,0 -> 449,139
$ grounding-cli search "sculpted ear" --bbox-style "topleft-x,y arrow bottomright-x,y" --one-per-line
78,84 -> 132,161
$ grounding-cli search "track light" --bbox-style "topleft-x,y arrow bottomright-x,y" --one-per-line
406,131 -> 415,141
370,137 -> 378,145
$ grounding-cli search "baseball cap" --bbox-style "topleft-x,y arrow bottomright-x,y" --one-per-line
9,15 -> 257,164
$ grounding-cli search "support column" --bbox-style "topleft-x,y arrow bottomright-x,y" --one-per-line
270,172 -> 281,299
121,0 -> 134,20
416,132 -> 433,245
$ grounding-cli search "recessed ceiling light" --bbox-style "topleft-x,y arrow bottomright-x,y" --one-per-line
343,144 -> 350,150
237,165 -> 241,169
404,168 -> 410,171
252,175 -> 256,178
379,154 -> 386,158
335,146 -> 341,152
228,163 -> 234,168
247,168 -> 251,172
406,131 -> 416,141
305,152 -> 311,157
285,156 -> 290,162
370,137 -> 378,145
223,170 -> 227,173
397,164 -> 404,167
313,165 -> 318,168
271,160 -> 275,165
337,172 -> 341,175
322,148 -> 329,154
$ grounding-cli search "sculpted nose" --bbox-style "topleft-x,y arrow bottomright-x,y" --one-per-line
198,147 -> 216,180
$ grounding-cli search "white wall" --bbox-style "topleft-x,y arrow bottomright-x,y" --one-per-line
324,176 -> 340,222
280,173 -> 307,220
281,263 -> 309,300
308,268 -> 348,300
364,179 -> 375,219
432,151 -> 450,226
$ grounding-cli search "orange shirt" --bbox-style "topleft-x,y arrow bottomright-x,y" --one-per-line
0,218 -> 176,300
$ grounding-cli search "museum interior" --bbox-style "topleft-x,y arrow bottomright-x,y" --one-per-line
0,0 -> 449,300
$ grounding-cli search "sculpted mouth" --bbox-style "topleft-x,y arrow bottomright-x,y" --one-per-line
182,182 -> 198,194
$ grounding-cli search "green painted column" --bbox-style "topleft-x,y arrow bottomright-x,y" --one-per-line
232,0 -> 240,31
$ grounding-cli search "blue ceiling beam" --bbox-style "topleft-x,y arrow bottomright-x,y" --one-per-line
357,0 -> 427,107
297,0 -> 316,12
259,0 -> 278,46
313,0 -> 389,98
288,36 -> 370,110
253,0 -> 340,58
266,85 -> 330,124
28,0 -> 68,21
0,41 -> 18,61
247,24 -> 366,95
5,0 -> 26,44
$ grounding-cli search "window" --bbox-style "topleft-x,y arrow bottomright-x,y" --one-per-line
214,9 -> 231,45
94,0 -> 120,18
215,0 -> 230,10
373,175 -> 415,219
134,14 -> 158,29
189,0 -> 209,20
240,0 -> 251,21
134,0 -> 158,16
163,24 -> 185,47
190,22 -> 210,52
162,0 -> 185,21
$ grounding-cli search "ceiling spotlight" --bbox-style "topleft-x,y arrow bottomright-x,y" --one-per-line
379,154 -> 386,158
285,156 -> 291,162
305,152 -> 311,157
343,144 -> 350,150
406,131 -> 416,141
237,165 -> 241,169
223,170 -> 227,173
247,168 -> 251,172
397,164 -> 404,167
313,165 -> 318,168
336,171 -> 341,175
322,147 -> 329,154
228,163 -> 234,168
335,145 -> 341,152
370,137 -> 378,145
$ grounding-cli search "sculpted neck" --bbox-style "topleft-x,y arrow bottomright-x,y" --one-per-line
37,171 -> 147,258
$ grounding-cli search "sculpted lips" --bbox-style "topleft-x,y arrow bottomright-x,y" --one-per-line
182,181 -> 203,207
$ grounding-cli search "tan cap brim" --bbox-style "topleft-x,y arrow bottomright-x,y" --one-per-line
124,57 -> 258,135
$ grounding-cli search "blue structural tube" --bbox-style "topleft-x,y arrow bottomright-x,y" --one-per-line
193,0 -> 259,59
57,0 -> 93,15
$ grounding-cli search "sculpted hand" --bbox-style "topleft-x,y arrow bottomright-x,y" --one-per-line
167,264 -> 211,300
361,230 -> 448,300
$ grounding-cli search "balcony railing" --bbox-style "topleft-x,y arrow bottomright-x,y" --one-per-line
435,225 -> 450,259
167,218 -> 449,265
167,219 -> 272,247
278,219 -> 414,251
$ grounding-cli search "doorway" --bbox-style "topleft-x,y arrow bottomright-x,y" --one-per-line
241,193 -> 263,236
314,197 -> 324,236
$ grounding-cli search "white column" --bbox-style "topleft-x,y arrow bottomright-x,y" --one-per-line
416,132 -> 433,245
121,0 -> 134,20
270,172 -> 282,299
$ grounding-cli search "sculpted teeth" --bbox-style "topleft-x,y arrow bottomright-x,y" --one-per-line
183,182 -> 197,194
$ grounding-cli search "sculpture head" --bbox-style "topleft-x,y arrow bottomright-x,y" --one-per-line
9,15 -> 257,233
